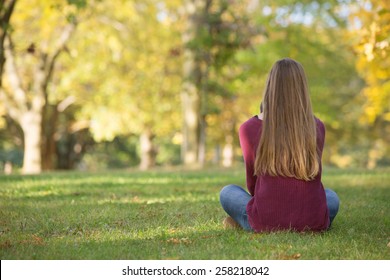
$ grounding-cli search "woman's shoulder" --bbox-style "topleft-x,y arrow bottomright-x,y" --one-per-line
240,115 -> 261,131
314,116 -> 326,141
239,116 -> 262,140
314,116 -> 325,129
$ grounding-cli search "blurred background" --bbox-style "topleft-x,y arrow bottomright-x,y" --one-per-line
0,0 -> 389,174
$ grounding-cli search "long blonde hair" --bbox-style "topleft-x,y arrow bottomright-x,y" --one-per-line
254,58 -> 319,181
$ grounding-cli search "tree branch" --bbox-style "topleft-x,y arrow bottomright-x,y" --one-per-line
0,0 -> 17,35
57,95 -> 76,112
0,88 -> 21,122
31,22 -> 76,113
3,34 -> 28,113
43,22 -> 76,91
0,0 -> 17,87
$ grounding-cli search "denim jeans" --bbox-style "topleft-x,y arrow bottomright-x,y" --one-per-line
325,188 -> 340,226
219,184 -> 253,231
219,184 -> 340,230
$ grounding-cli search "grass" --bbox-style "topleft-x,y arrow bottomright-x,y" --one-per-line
0,166 -> 389,260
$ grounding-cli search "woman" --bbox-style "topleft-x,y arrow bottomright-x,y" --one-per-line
220,58 -> 339,232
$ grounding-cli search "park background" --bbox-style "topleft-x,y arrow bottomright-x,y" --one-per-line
0,0 -> 389,174
0,0 -> 389,260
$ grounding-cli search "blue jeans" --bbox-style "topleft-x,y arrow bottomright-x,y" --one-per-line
219,184 -> 340,230
325,188 -> 340,226
219,185 -> 253,231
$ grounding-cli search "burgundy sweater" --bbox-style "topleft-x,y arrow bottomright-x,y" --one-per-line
239,116 -> 330,232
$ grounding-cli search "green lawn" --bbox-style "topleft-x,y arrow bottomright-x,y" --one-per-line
0,166 -> 389,260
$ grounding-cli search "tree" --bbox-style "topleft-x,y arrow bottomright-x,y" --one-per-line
181,0 -> 255,166
0,0 -> 84,173
64,0 -> 183,170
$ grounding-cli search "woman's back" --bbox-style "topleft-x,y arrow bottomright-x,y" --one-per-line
240,116 -> 329,232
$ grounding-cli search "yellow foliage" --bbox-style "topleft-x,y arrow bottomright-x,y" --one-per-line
11,0 -> 74,51
58,0 -> 184,141
352,0 -> 390,124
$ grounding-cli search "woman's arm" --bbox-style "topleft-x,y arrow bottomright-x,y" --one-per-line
239,123 -> 257,196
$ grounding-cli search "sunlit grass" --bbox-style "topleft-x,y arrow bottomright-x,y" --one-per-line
0,167 -> 389,259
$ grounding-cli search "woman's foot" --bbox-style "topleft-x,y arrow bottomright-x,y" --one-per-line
223,216 -> 240,229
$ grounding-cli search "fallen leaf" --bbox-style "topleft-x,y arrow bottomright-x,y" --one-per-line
277,253 -> 301,260
113,220 -> 126,226
167,238 -> 181,244
0,240 -> 12,249
32,234 -> 43,244
167,238 -> 191,245
20,234 -> 45,246
292,253 -> 301,259
201,234 -> 222,239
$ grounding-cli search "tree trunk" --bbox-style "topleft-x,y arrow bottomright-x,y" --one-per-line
181,78 -> 201,165
20,112 -> 42,174
139,128 -> 156,170
181,0 -> 206,166
212,145 -> 221,164
198,114 -> 206,166
41,104 -> 58,170
222,137 -> 233,167
222,116 -> 236,167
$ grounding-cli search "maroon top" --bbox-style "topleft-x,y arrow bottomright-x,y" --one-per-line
239,116 -> 330,232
